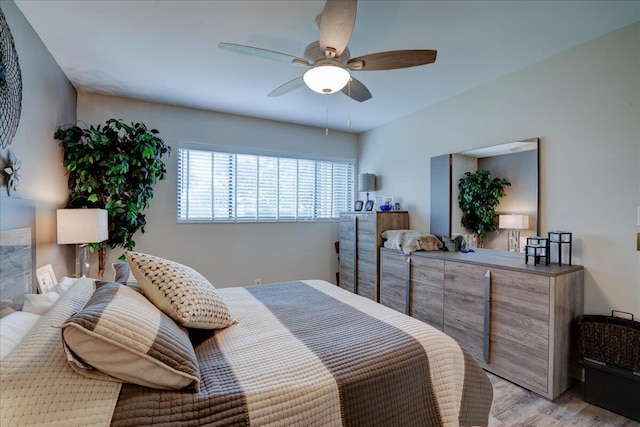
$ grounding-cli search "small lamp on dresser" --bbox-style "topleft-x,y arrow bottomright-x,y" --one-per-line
499,214 -> 529,252
359,173 -> 376,202
57,208 -> 109,278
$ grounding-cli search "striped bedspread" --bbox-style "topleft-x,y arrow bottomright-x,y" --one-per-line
112,280 -> 493,426
0,278 -> 122,427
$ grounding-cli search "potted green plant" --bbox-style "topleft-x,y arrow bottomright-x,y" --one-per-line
458,169 -> 510,245
54,118 -> 171,274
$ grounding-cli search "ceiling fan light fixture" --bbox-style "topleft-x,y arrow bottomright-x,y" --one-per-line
303,65 -> 350,94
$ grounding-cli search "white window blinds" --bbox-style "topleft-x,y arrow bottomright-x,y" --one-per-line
178,147 -> 354,222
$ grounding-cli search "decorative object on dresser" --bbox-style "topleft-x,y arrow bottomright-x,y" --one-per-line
379,247 -> 584,400
353,200 -> 363,211
364,200 -> 374,211
359,173 -> 376,201
499,214 -> 529,252
548,230 -> 572,265
380,196 -> 394,211
381,230 -> 442,254
339,211 -> 408,301
525,236 -> 549,266
57,208 -> 109,278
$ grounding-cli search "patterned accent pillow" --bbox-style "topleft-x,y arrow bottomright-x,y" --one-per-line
61,281 -> 200,391
125,251 -> 236,330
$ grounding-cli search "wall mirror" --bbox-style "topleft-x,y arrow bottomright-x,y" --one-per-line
430,138 -> 539,252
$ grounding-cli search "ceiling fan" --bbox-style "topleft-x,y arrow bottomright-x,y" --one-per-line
219,0 -> 437,102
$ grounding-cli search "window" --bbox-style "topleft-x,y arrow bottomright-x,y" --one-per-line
178,147 -> 354,222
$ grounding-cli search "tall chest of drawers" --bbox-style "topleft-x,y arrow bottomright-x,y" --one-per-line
338,211 -> 408,301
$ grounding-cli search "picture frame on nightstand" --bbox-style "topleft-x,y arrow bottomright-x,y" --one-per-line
36,264 -> 57,294
354,200 -> 364,211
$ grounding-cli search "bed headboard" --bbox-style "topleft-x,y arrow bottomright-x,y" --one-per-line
0,196 -> 36,315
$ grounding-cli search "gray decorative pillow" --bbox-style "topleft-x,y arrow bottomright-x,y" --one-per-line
125,251 -> 236,330
61,281 -> 200,391
111,262 -> 141,291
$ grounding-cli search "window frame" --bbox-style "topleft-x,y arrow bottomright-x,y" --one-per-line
177,143 -> 356,224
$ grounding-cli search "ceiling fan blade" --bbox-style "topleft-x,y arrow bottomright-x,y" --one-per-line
341,77 -> 372,102
268,76 -> 305,97
219,42 -> 310,66
319,0 -> 357,58
347,50 -> 437,71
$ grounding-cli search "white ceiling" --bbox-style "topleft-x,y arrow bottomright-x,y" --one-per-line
15,0 -> 640,134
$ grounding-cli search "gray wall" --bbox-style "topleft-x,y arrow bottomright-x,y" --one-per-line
77,93 -> 358,286
359,23 -> 640,317
0,0 -> 76,278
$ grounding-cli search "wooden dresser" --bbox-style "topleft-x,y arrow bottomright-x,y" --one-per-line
338,211 -> 408,301
379,248 -> 584,400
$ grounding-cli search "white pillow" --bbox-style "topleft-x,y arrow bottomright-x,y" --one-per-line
22,292 -> 61,315
0,311 -> 41,360
52,276 -> 79,295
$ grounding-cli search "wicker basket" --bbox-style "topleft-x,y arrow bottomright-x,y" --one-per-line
578,311 -> 640,372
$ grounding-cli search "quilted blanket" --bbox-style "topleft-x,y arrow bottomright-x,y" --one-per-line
112,280 -> 493,426
1,279 -> 493,426
0,277 -> 121,427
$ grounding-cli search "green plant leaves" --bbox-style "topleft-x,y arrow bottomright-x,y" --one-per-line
458,169 -> 511,241
55,118 -> 171,251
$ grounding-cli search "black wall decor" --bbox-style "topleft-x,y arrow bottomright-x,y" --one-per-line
0,8 -> 22,149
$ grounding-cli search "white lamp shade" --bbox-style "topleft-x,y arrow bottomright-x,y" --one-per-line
499,214 -> 529,230
57,209 -> 109,244
359,173 -> 376,192
303,65 -> 350,94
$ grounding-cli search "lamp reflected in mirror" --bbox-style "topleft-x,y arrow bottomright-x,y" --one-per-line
499,214 -> 529,252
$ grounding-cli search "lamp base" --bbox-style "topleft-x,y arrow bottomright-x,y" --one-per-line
74,243 -> 91,278
508,230 -> 521,252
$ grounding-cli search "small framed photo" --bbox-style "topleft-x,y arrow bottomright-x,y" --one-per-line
354,200 -> 364,211
364,200 -> 374,211
36,264 -> 57,293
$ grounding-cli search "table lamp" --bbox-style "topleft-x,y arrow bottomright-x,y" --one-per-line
359,173 -> 376,202
57,208 -> 109,277
499,214 -> 529,252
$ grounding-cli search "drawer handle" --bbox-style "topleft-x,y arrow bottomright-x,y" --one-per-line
483,270 -> 491,364
405,256 -> 411,315
353,216 -> 358,294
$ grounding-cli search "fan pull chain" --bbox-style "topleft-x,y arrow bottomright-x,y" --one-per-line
347,78 -> 352,128
325,93 -> 329,136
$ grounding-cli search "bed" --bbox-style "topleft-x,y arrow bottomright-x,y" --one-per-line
1,207 -> 493,426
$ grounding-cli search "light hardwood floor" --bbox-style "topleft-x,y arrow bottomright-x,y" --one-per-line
488,373 -> 640,426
